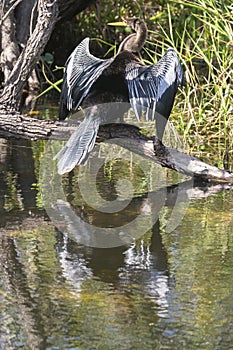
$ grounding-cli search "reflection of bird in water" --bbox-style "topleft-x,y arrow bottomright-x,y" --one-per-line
56,18 -> 184,174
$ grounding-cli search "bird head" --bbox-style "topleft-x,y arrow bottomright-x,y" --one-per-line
122,17 -> 144,32
108,17 -> 145,33
108,17 -> 147,54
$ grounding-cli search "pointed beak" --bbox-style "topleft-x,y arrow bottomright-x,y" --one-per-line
107,21 -> 126,27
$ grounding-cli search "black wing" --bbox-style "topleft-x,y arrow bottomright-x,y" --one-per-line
125,48 -> 184,122
59,38 -> 114,120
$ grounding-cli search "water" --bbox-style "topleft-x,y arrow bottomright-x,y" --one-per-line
0,136 -> 233,350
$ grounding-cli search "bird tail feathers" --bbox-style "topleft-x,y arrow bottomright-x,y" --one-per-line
54,116 -> 100,175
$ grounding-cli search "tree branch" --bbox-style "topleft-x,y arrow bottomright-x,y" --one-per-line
0,111 -> 232,183
0,0 -> 20,81
0,0 -> 59,110
0,0 -> 24,24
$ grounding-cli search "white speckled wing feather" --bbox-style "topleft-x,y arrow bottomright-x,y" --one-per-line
61,38 -> 114,113
125,48 -> 184,121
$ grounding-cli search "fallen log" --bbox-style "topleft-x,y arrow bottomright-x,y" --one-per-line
0,111 -> 233,183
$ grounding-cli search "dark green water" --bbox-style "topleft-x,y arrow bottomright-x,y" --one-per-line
0,137 -> 233,350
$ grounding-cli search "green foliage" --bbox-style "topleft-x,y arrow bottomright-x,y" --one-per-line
142,0 -> 232,166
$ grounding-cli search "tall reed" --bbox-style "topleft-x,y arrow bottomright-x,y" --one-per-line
146,0 -> 233,167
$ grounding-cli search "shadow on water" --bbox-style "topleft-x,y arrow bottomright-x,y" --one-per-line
0,138 -> 233,349
55,218 -> 168,290
0,137 -> 37,214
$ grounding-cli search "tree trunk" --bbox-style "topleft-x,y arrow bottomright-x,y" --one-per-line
0,0 -> 20,81
15,0 -> 41,109
0,0 -> 59,111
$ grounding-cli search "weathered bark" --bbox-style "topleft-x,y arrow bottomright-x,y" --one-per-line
0,0 -> 59,111
0,0 -> 40,111
0,111 -> 232,183
0,0 -> 97,111
14,0 -> 41,109
0,0 -> 20,80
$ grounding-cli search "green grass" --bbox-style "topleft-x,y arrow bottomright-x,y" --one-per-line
144,0 -> 233,168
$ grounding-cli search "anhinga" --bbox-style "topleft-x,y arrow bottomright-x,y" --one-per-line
56,18 -> 184,174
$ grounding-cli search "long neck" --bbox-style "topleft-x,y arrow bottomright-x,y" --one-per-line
117,22 -> 147,54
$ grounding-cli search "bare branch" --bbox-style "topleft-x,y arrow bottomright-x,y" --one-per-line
0,111 -> 232,183
30,0 -> 38,36
0,0 -> 20,80
0,0 -> 23,24
0,0 -> 59,110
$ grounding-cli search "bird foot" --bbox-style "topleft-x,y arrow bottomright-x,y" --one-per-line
153,136 -> 167,157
